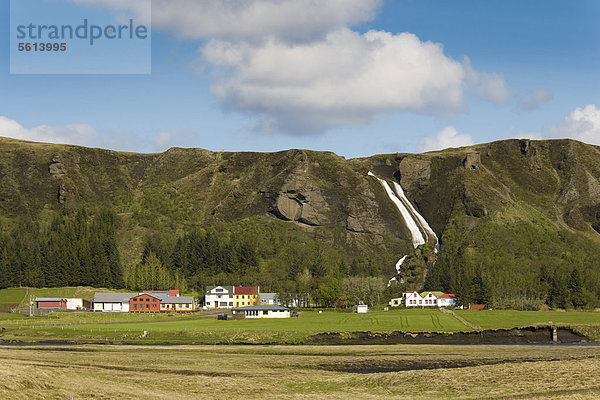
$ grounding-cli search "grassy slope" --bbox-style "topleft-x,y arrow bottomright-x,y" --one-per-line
3,137 -> 600,299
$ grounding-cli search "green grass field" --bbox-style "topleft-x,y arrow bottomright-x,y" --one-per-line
1,308 -> 600,344
0,309 -> 467,344
2,287 -> 600,344
456,309 -> 600,329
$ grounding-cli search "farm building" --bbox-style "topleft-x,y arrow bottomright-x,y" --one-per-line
129,293 -> 162,313
389,297 -> 402,307
231,305 -> 290,319
93,293 -> 137,312
160,296 -> 198,312
353,304 -> 368,313
234,286 -> 259,307
437,294 -> 457,307
66,299 -> 91,310
94,291 -> 198,313
259,293 -> 279,305
403,291 -> 457,308
204,286 -> 235,309
35,298 -> 67,309
404,291 -> 424,307
205,286 -> 260,309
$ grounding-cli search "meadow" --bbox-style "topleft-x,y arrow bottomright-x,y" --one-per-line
1,343 -> 600,399
1,308 -> 600,344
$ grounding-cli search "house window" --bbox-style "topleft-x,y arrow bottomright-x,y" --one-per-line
229,302 -> 233,306
263,310 -> 268,315
242,302 -> 245,305
186,304 -> 190,308
216,288 -> 223,292
146,304 -> 149,309
146,298 -> 150,302
132,304 -> 137,309
218,295 -> 222,299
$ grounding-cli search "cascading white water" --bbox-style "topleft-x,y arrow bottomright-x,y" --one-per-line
368,172 -> 425,248
391,182 -> 440,253
369,171 -> 440,285
395,255 -> 408,273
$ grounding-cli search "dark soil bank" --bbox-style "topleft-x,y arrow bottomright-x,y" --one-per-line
305,326 -> 587,345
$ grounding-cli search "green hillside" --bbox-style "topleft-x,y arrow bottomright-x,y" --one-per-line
1,137 -> 600,309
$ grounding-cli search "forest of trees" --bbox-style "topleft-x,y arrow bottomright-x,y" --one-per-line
2,208 -> 599,310
424,219 -> 600,310
0,209 -> 123,289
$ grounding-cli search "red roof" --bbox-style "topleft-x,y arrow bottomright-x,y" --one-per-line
235,286 -> 259,295
439,294 -> 456,298
168,290 -> 179,297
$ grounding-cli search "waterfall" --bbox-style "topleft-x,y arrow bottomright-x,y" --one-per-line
391,182 -> 439,253
369,171 -> 440,285
368,172 -> 425,248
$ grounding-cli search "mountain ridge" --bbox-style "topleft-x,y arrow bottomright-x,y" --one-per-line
1,136 -> 600,308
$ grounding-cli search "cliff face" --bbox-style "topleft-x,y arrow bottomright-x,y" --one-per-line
2,137 -> 600,295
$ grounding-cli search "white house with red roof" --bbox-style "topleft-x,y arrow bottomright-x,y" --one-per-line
436,293 -> 457,307
403,291 -> 424,307
395,291 -> 457,308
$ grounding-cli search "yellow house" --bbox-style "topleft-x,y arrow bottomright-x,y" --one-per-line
234,286 -> 259,307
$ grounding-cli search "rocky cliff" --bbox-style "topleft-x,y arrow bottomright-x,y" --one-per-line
2,137 -> 600,302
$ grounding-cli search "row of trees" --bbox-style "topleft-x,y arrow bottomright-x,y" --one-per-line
424,218 -> 600,310
0,209 -> 123,289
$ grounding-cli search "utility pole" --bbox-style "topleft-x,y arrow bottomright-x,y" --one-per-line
29,294 -> 33,317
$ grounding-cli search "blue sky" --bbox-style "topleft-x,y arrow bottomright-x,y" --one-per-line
0,0 -> 599,157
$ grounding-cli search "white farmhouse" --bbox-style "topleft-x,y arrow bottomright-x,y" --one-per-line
204,286 -> 235,309
421,291 -> 442,307
404,291 -> 424,307
231,305 -> 290,318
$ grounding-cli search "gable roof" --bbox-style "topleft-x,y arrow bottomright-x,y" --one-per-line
161,296 -> 196,304
206,285 -> 234,294
235,286 -> 259,295
420,291 -> 444,298
133,293 -> 163,300
439,293 -> 456,298
35,298 -> 66,302
93,293 -> 138,303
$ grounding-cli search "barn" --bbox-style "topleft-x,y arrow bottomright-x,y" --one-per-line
129,293 -> 162,313
35,298 -> 67,309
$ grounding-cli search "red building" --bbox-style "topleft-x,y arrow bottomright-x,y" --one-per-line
35,298 -> 67,309
129,293 -> 161,313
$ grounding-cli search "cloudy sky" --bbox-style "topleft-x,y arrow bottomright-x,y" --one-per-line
1,0 -> 599,157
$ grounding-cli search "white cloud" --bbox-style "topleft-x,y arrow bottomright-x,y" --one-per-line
416,126 -> 474,152
518,89 -> 552,111
204,29 -> 472,133
546,104 -> 600,144
66,0 -> 381,42
62,0 -> 511,135
0,116 -> 97,146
